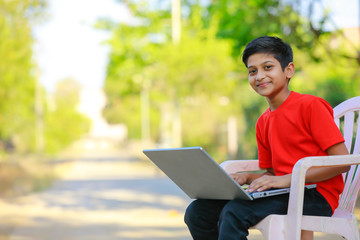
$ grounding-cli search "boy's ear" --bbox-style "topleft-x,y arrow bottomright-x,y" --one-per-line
285,62 -> 295,79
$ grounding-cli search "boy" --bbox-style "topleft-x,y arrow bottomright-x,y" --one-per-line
184,36 -> 350,240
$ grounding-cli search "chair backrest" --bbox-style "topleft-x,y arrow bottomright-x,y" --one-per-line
333,96 -> 360,214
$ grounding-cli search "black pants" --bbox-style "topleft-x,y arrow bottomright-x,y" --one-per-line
184,189 -> 332,240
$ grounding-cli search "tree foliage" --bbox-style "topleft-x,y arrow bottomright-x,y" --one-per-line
0,0 -> 47,153
0,1 -> 91,155
44,78 -> 91,155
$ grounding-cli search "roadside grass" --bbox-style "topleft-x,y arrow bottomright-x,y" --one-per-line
0,155 -> 73,198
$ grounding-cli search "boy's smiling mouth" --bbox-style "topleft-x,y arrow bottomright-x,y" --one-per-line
257,82 -> 271,87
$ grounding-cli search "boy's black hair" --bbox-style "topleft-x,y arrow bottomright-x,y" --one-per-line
242,36 -> 293,70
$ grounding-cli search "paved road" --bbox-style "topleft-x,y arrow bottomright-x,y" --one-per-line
0,152 -> 354,239
0,152 -> 192,240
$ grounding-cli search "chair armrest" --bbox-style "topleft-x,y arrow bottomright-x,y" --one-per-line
286,154 -> 360,240
220,160 -> 260,174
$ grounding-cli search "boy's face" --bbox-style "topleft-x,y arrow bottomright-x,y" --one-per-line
246,53 -> 294,100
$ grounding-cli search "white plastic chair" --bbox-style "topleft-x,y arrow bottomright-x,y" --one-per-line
220,96 -> 360,240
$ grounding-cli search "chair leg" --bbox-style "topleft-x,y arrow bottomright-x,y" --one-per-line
252,215 -> 287,240
342,222 -> 360,240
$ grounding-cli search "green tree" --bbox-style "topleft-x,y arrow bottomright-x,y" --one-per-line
204,0 -> 332,57
0,0 -> 47,153
152,20 -> 238,151
44,78 -> 91,154
290,34 -> 359,106
99,1 -> 239,157
99,0 -> 359,160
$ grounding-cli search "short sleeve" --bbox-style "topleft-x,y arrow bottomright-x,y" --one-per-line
308,98 -> 345,151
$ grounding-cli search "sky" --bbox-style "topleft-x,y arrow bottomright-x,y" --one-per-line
33,0 -> 359,93
312,0 -> 359,29
33,0 -> 131,92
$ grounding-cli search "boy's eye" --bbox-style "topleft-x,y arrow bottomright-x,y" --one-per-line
249,69 -> 257,75
265,65 -> 272,70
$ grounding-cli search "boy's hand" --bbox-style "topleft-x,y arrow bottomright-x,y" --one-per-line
230,172 -> 249,185
247,174 -> 291,193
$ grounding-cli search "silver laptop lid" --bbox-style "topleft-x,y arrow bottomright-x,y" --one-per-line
143,147 -> 253,200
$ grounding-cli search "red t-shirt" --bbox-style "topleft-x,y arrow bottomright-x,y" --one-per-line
256,91 -> 345,213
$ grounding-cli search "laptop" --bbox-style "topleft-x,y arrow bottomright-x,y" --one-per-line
143,147 -> 316,200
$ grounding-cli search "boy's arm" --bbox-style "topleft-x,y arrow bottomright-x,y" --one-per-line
234,142 -> 350,193
304,142 -> 350,183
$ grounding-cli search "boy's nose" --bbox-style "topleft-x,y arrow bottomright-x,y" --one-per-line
256,70 -> 265,81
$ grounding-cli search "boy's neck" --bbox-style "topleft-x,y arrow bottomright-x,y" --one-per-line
267,89 -> 291,111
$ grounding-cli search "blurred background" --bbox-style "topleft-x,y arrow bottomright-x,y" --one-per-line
0,0 -> 359,239
1,0 -> 358,161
